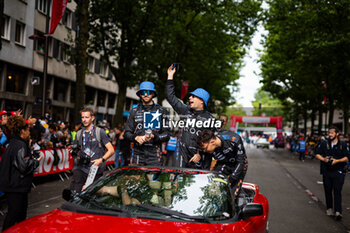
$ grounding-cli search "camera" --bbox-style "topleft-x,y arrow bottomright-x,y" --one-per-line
71,144 -> 81,157
78,151 -> 92,166
327,157 -> 334,166
32,150 -> 41,159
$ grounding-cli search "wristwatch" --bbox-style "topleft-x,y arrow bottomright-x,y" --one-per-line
101,157 -> 106,163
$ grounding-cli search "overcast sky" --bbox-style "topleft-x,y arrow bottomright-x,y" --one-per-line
233,25 -> 267,108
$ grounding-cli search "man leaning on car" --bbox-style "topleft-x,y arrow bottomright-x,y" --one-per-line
196,129 -> 248,197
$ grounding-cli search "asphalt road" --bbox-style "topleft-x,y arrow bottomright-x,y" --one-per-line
245,145 -> 350,233
0,146 -> 349,233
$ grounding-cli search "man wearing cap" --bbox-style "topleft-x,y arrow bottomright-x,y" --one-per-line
125,81 -> 170,166
166,65 -> 220,169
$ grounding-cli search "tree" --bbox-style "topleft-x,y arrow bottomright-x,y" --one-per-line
260,1 -> 350,133
89,0 -> 263,125
138,0 -> 263,113
251,88 -> 284,117
0,0 -> 4,50
73,0 -> 89,123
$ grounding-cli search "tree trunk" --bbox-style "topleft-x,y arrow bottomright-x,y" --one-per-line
73,0 -> 89,123
303,111 -> 307,134
343,102 -> 349,135
155,70 -> 167,106
114,80 -> 127,125
310,109 -> 315,135
293,110 -> 299,132
328,99 -> 334,127
0,0 -> 4,50
318,109 -> 323,134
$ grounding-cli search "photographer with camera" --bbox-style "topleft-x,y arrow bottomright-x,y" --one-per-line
70,108 -> 114,194
315,126 -> 349,220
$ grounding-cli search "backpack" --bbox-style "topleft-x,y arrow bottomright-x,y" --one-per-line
75,126 -> 103,148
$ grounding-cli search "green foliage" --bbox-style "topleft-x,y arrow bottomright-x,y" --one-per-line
260,0 -> 350,132
251,88 -> 284,116
88,0 -> 263,120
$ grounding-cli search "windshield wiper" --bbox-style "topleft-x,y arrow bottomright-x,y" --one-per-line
135,204 -> 211,223
78,194 -> 131,216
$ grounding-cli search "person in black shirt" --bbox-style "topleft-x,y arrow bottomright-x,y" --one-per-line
125,81 -> 170,166
315,125 -> 349,220
196,129 -> 247,198
0,116 -> 42,231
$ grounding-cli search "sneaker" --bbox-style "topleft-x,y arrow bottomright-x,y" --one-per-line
335,212 -> 342,220
326,209 -> 334,216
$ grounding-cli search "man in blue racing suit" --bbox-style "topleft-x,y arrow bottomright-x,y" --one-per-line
125,81 -> 170,166
196,129 -> 248,197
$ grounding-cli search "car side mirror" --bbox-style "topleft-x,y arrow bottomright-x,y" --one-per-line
62,188 -> 73,201
241,203 -> 263,219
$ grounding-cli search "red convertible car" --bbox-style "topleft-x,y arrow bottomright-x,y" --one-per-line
5,167 -> 269,233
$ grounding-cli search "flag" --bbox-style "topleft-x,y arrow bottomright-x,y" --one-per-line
49,0 -> 68,34
181,81 -> 189,99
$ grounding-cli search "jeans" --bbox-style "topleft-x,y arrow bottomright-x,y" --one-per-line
114,150 -> 123,168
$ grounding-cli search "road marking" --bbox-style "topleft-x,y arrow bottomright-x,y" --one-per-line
28,195 -> 62,208
271,156 -> 350,233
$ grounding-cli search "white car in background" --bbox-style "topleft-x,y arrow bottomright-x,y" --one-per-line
255,138 -> 270,149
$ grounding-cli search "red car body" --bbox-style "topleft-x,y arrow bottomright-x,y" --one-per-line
5,168 -> 269,233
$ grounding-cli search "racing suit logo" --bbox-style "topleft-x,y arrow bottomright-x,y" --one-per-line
144,110 -> 161,129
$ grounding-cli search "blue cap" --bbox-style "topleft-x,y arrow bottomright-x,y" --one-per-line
137,81 -> 157,97
189,88 -> 210,106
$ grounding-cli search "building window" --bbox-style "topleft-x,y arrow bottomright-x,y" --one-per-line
15,21 -> 25,46
85,86 -> 95,105
1,15 -> 10,40
61,9 -> 72,28
97,91 -> 106,107
108,93 -> 116,108
61,43 -> 70,63
54,78 -> 68,101
99,62 -> 108,77
6,65 -> 27,94
37,0 -> 48,14
87,56 -> 95,72
33,30 -> 45,53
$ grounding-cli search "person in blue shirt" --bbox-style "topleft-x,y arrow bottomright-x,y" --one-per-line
164,131 -> 178,166
298,135 -> 306,161
0,128 -> 7,147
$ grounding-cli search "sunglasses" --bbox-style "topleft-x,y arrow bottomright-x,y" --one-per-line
140,90 -> 152,96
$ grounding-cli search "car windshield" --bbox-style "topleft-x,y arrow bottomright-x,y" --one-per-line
71,168 -> 234,221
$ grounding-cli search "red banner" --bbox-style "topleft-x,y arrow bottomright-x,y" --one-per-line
49,0 -> 68,34
181,81 -> 190,99
34,148 -> 73,177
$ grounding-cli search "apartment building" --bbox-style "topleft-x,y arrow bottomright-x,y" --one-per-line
0,0 -> 165,124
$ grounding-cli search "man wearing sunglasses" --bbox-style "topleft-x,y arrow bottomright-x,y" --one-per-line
196,129 -> 247,198
125,81 -> 170,166
166,65 -> 219,169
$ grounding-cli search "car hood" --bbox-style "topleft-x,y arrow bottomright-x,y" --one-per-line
5,209 -> 233,233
